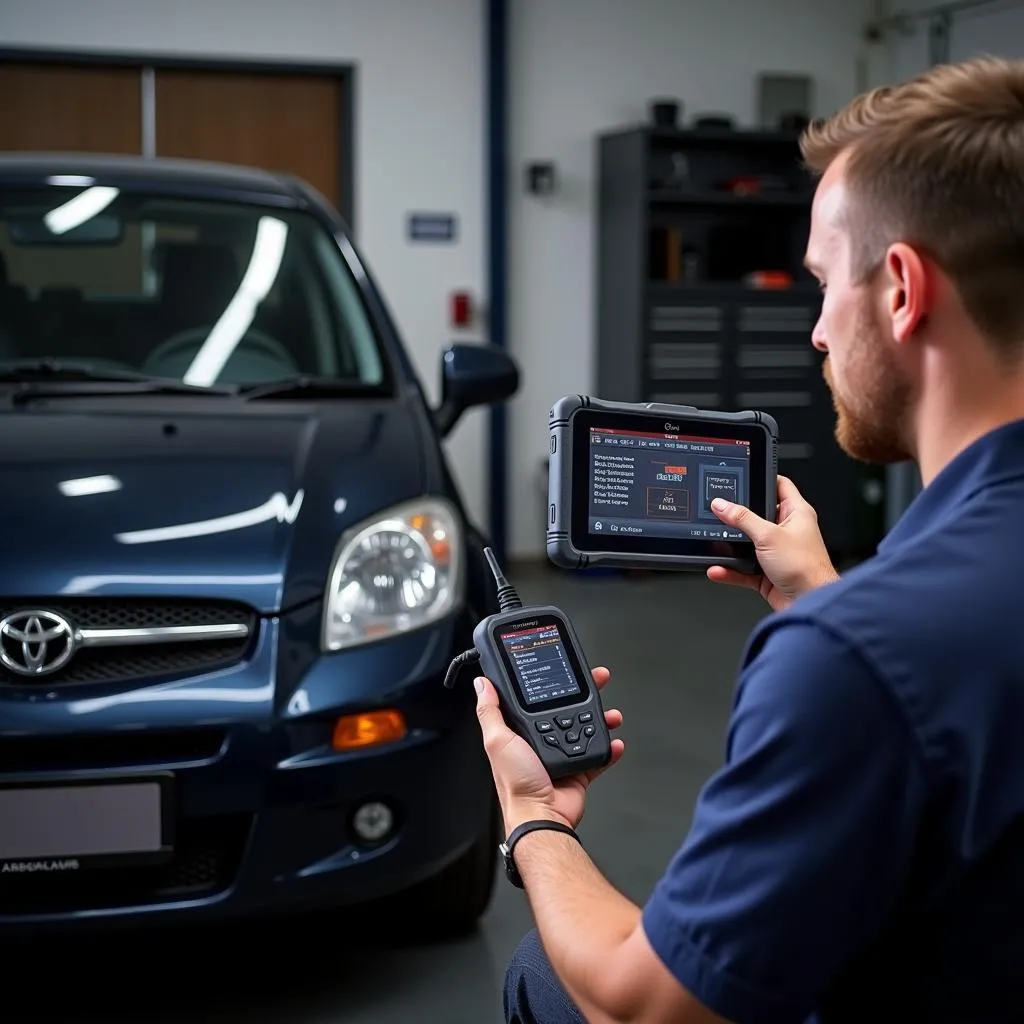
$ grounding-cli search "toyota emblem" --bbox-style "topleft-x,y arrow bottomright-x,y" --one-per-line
0,610 -> 77,677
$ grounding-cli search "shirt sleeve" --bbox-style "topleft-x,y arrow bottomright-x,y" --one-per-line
641,618 -> 928,1024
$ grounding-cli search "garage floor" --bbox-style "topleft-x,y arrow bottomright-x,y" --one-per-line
8,565 -> 769,1024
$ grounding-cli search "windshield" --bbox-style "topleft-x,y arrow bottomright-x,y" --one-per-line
0,186 -> 388,390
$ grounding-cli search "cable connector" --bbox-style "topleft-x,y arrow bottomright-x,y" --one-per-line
443,648 -> 480,689
484,546 -> 522,613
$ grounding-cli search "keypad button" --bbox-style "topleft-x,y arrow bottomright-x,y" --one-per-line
578,712 -> 593,724
583,725 -> 595,738
566,730 -> 580,744
536,721 -> 553,733
543,735 -> 560,747
566,743 -> 586,757
556,716 -> 574,730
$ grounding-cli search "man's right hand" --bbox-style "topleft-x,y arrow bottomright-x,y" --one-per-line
707,475 -> 839,612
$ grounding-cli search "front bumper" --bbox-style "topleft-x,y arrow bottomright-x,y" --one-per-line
0,605 -> 492,933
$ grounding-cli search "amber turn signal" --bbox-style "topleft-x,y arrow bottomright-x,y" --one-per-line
332,710 -> 407,751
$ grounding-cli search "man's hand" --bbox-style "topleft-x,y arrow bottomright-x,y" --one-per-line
707,475 -> 839,612
473,668 -> 625,835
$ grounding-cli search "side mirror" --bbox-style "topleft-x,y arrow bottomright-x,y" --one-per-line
434,342 -> 519,437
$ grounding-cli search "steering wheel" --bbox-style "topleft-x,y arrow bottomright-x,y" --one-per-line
143,327 -> 299,383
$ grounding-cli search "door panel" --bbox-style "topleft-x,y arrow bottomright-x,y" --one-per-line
0,63 -> 142,154
154,69 -> 342,208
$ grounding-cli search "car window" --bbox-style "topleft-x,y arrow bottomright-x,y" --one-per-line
0,187 -> 387,389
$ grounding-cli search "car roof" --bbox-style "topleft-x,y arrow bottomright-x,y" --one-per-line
0,152 -> 303,205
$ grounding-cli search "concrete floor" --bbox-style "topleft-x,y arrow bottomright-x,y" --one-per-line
9,566 -> 769,1024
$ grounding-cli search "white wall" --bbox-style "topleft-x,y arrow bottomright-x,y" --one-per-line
0,0 -> 490,528
506,0 -> 873,556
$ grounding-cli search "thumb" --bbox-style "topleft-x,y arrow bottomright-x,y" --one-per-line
474,676 -> 511,749
711,497 -> 773,544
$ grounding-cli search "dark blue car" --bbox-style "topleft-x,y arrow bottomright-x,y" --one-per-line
0,154 -> 518,935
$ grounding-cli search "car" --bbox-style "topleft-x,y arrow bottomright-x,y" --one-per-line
0,153 -> 519,937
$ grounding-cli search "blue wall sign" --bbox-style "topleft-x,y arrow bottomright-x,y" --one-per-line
408,212 -> 458,242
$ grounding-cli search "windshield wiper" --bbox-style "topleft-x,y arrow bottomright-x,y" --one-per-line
0,361 -> 237,402
241,376 -> 375,400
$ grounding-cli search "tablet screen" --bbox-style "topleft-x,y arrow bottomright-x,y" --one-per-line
588,425 -> 751,542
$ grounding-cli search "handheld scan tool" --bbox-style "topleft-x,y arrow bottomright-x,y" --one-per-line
444,549 -> 612,780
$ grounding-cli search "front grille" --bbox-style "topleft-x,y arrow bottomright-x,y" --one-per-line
0,814 -> 251,914
0,598 -> 256,687
18,637 -> 252,686
0,598 -> 253,631
0,727 -> 227,773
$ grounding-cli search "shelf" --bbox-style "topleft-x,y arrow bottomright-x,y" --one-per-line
646,281 -> 820,296
595,122 -> 886,560
649,188 -> 811,208
610,125 -> 805,147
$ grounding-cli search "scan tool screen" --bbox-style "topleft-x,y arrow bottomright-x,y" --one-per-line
587,425 -> 751,542
499,622 -> 583,706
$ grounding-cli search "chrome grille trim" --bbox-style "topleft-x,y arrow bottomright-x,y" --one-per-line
77,623 -> 250,648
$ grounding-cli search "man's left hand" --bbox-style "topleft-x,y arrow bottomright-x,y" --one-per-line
473,668 -> 625,834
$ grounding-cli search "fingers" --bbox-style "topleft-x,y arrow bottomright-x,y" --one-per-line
594,670 -> 623,727
604,708 -> 623,730
710,496 -> 772,544
706,565 -> 763,590
776,475 -> 818,522
776,474 -> 805,505
473,676 -> 516,756
583,738 -> 625,784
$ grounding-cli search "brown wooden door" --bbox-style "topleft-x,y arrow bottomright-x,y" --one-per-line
0,62 -> 142,154
154,69 -> 343,207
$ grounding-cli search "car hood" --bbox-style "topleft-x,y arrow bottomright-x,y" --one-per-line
0,397 -> 430,612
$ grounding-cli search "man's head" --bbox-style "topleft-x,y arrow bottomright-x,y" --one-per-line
800,57 -> 1024,464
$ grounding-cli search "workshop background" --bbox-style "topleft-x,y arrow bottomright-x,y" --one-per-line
0,1 -> 1021,1021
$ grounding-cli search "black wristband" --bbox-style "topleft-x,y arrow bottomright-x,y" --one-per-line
499,819 -> 581,889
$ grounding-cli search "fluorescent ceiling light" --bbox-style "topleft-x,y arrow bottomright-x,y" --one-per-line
58,474 -> 122,497
44,185 -> 119,235
183,216 -> 289,387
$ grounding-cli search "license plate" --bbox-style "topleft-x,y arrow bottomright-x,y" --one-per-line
0,775 -> 173,871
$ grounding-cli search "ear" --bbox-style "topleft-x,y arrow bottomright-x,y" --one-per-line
884,243 -> 929,343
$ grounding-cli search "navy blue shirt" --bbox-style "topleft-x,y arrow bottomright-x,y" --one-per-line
642,419 -> 1024,1023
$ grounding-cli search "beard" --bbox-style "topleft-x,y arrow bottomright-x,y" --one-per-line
823,308 -> 913,464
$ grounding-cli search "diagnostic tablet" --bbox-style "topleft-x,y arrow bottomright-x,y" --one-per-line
547,395 -> 778,573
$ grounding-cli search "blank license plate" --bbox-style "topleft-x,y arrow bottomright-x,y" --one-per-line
0,779 -> 169,865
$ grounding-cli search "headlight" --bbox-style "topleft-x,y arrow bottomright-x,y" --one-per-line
321,497 -> 463,651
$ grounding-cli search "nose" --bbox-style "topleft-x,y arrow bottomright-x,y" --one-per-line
811,314 -> 828,353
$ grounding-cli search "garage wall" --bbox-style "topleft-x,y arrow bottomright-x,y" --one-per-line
0,0 -> 489,530
950,3 -> 1024,59
877,0 -> 1024,81
506,0 -> 875,556
872,2 -> 932,84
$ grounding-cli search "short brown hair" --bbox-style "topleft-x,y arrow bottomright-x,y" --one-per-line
801,56 -> 1024,357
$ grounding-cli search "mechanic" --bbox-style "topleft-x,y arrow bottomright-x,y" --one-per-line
473,55 -> 1024,1024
